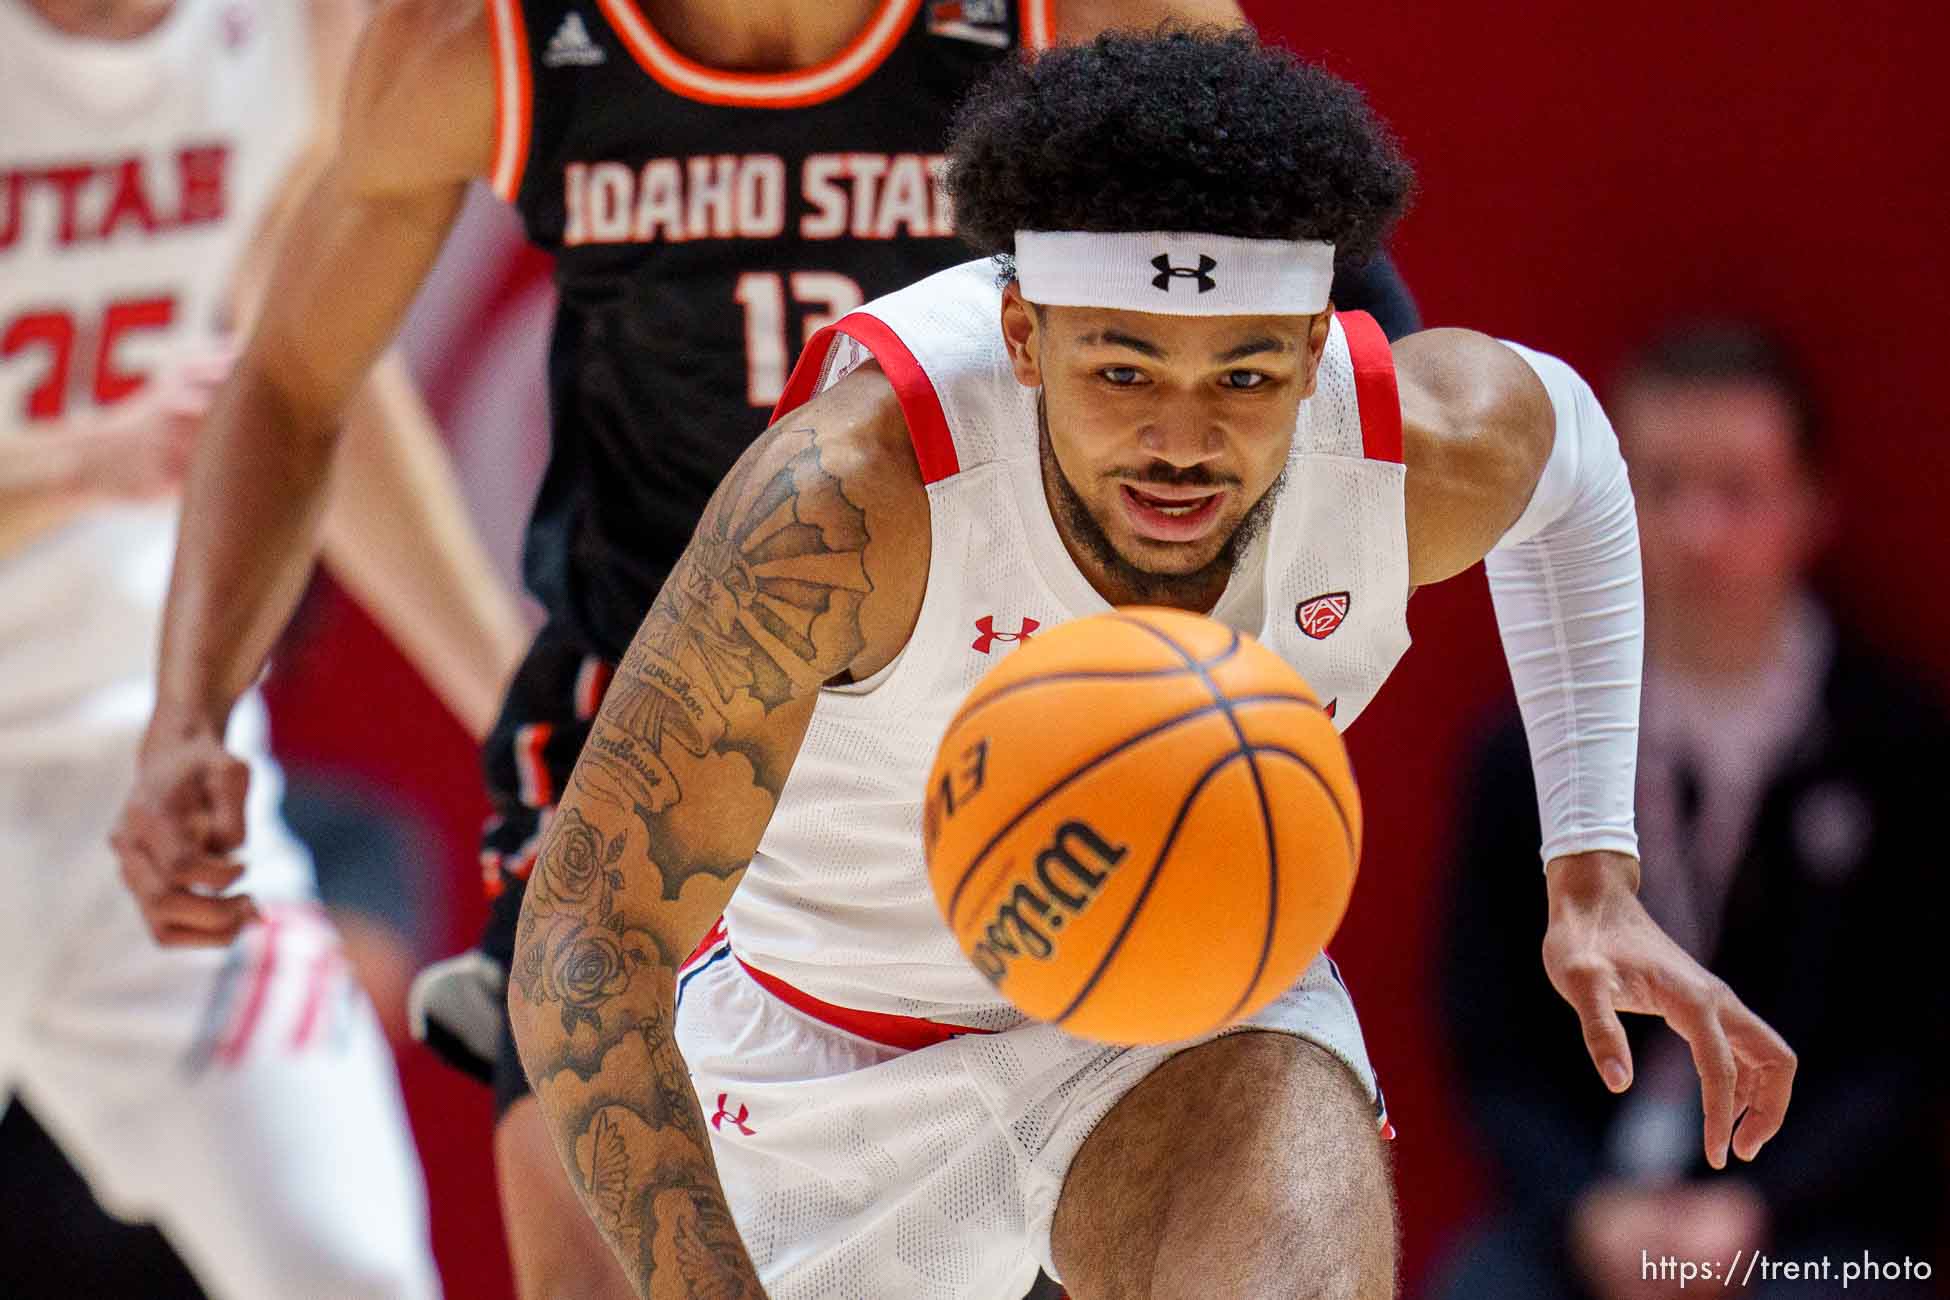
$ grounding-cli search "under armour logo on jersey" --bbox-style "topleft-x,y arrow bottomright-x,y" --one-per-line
1152,253 -> 1218,293
711,1093 -> 755,1136
543,11 -> 606,67
973,615 -> 1040,654
1296,591 -> 1351,640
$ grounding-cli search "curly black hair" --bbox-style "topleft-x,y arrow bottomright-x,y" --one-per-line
944,26 -> 1414,270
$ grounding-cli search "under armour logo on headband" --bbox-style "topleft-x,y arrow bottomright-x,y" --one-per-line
1151,253 -> 1217,293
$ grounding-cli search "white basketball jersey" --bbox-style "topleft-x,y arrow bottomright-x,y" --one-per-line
723,259 -> 1411,1025
0,0 -> 312,753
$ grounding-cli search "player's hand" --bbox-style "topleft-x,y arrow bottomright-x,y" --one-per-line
110,720 -> 259,947
1541,851 -> 1796,1169
74,346 -> 235,501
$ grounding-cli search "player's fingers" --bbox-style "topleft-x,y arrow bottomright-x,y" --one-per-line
1576,993 -> 1634,1094
200,755 -> 251,852
175,856 -> 248,893
109,821 -> 172,902
1726,1006 -> 1797,1162
1550,957 -> 1635,1092
1670,993 -> 1739,1169
113,803 -> 197,888
149,889 -> 256,947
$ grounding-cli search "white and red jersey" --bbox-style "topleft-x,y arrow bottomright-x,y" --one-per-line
0,0 -> 311,752
719,258 -> 1411,1027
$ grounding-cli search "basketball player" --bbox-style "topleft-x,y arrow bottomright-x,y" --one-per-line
0,0 -> 530,1295
494,30 -> 1799,1298
108,0 -> 1419,1296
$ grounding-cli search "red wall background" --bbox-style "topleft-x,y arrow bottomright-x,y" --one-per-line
268,3 -> 1950,1295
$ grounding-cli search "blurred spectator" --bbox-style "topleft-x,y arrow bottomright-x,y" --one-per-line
279,771 -> 444,1042
1432,322 -> 1949,1300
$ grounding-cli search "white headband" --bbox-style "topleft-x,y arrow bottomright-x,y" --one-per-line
1013,230 -> 1336,316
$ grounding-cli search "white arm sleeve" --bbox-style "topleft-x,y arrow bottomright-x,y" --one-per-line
1486,343 -> 1643,864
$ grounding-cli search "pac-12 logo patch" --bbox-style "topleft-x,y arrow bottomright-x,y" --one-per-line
1296,592 -> 1350,640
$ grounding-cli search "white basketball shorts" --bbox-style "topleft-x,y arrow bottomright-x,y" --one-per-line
0,694 -> 441,1300
674,921 -> 1385,1300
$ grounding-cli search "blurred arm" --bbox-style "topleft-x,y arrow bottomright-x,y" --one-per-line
151,0 -> 495,740
321,354 -> 531,739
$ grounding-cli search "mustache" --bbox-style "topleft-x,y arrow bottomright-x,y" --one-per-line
1106,464 -> 1243,490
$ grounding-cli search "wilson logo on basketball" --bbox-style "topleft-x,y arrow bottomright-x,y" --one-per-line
1296,592 -> 1351,640
972,615 -> 1040,654
968,820 -> 1127,985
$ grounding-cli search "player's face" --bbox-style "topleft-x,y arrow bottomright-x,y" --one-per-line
1002,288 -> 1328,606
1617,380 -> 1819,672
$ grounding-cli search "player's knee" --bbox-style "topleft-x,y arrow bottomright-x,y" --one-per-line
1058,1033 -> 1396,1300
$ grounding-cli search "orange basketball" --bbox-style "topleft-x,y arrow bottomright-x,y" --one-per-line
923,607 -> 1361,1046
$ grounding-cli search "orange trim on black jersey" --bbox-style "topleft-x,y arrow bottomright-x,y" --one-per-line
486,0 -> 533,201
1020,0 -> 1055,51
593,0 -> 921,109
1337,309 -> 1403,463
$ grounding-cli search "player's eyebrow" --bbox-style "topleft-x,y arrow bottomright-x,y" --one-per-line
1078,329 -> 1166,359
1214,336 -> 1290,363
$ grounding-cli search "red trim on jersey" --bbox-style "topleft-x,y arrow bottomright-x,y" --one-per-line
575,657 -> 615,721
681,916 -> 731,972
596,0 -> 919,109
772,314 -> 959,483
1336,309 -> 1402,463
218,916 -> 282,1066
515,721 -> 555,809
486,0 -> 534,201
1020,0 -> 1055,50
736,956 -> 996,1051
288,947 -> 342,1053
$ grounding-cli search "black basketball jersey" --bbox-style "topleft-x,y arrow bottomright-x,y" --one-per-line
485,0 -> 1053,658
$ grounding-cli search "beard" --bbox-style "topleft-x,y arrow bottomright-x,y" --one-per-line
1039,399 -> 1283,607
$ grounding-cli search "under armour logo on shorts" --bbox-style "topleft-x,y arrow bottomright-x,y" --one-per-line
711,1093 -> 755,1136
1151,253 -> 1217,293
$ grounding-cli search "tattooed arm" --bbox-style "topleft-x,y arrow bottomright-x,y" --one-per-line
507,364 -> 930,1298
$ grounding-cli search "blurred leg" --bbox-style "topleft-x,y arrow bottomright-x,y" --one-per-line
22,904 -> 440,1299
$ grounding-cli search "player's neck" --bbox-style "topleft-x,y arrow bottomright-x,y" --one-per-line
22,0 -> 173,39
633,0 -> 886,72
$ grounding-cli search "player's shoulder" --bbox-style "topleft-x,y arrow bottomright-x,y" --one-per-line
338,0 -> 494,191
1393,328 -> 1551,482
1390,328 -> 1554,584
770,363 -> 930,535
749,364 -> 933,673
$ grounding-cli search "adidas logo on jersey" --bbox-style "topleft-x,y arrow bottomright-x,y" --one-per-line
928,0 -> 1010,47
543,12 -> 606,67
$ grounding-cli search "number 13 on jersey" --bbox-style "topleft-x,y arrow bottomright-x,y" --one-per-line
734,271 -> 864,408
